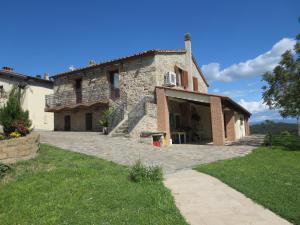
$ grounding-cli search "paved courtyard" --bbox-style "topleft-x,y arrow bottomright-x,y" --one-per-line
39,131 -> 263,174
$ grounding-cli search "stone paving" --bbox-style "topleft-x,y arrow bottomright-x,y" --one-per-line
39,131 -> 263,174
164,170 -> 291,225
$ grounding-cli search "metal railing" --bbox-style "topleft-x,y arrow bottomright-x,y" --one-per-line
45,86 -> 109,109
107,96 -> 127,133
128,96 -> 155,133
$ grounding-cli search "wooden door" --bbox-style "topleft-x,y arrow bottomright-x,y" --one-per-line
64,115 -> 71,131
85,113 -> 93,131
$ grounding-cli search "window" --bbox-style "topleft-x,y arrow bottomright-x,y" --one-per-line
75,79 -> 82,90
174,66 -> 188,89
193,77 -> 198,92
75,79 -> 82,103
109,70 -> 120,99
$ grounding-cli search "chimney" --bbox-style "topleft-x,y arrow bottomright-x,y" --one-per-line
44,72 -> 49,80
184,33 -> 193,91
2,66 -> 14,72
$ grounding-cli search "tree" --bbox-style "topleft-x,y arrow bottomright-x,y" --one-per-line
261,120 -> 275,146
0,86 -> 32,136
262,18 -> 300,136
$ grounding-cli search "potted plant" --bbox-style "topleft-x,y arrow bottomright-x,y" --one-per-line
98,108 -> 113,135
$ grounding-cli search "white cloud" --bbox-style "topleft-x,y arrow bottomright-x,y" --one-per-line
202,38 -> 296,82
212,88 -> 220,93
212,89 -> 261,98
69,65 -> 76,71
238,99 -> 268,113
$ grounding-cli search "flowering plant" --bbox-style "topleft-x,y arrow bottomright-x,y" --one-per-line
11,120 -> 30,136
10,131 -> 21,138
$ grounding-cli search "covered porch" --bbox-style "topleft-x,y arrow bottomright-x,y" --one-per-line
156,87 -> 251,146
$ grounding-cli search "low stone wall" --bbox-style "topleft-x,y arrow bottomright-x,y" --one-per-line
0,132 -> 40,164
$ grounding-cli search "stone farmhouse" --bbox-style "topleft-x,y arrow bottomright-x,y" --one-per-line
0,67 -> 54,130
45,34 -> 250,145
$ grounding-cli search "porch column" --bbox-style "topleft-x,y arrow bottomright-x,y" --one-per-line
224,110 -> 236,142
210,96 -> 225,145
156,88 -> 171,144
245,116 -> 251,136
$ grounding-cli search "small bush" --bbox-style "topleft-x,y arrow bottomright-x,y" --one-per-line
0,135 -> 6,140
10,131 -> 21,138
12,120 -> 30,136
264,134 -> 300,150
129,160 -> 163,183
0,163 -> 10,178
0,86 -> 32,136
280,131 -> 291,136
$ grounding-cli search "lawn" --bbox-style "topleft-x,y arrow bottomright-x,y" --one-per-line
195,142 -> 300,225
0,144 -> 187,225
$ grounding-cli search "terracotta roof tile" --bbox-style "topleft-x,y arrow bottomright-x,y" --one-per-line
53,49 -> 186,77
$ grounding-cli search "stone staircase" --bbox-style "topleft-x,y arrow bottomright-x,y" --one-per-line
111,119 -> 129,137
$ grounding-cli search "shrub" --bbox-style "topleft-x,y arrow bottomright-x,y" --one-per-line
0,86 -> 32,136
280,131 -> 291,136
98,108 -> 114,128
264,134 -> 300,150
0,135 -> 6,140
12,120 -> 30,136
129,160 -> 163,183
0,163 -> 10,179
10,131 -> 21,138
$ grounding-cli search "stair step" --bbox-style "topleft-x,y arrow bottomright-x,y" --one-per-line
111,133 -> 127,137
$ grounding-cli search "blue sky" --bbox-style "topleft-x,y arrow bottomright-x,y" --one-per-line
1,0 -> 299,123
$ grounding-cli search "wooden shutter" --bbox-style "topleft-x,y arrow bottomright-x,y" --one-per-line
174,66 -> 180,86
193,77 -> 198,92
182,71 -> 188,89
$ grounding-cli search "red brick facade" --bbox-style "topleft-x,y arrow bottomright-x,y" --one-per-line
244,116 -> 251,136
224,110 -> 236,141
210,96 -> 225,145
156,88 -> 171,143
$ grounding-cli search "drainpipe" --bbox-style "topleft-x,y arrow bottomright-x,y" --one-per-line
184,33 -> 193,91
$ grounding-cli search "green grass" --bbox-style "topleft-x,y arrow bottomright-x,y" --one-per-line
195,145 -> 300,225
0,144 -> 187,225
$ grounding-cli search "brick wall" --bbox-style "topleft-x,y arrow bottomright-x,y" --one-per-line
156,88 -> 170,143
210,96 -> 225,145
244,116 -> 251,136
224,110 -> 236,141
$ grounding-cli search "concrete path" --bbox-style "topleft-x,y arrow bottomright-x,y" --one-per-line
39,131 -> 262,174
164,170 -> 291,225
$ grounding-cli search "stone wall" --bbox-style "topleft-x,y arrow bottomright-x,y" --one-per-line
155,53 -> 208,93
129,102 -> 158,139
0,133 -> 40,164
120,56 -> 156,111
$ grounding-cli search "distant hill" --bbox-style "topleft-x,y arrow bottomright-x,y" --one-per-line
250,122 -> 298,135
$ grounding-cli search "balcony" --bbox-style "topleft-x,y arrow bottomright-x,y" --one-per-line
45,86 -> 110,112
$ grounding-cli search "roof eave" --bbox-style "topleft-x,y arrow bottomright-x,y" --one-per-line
52,49 -> 186,78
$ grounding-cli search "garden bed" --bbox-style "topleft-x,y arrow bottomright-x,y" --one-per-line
0,132 -> 39,164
